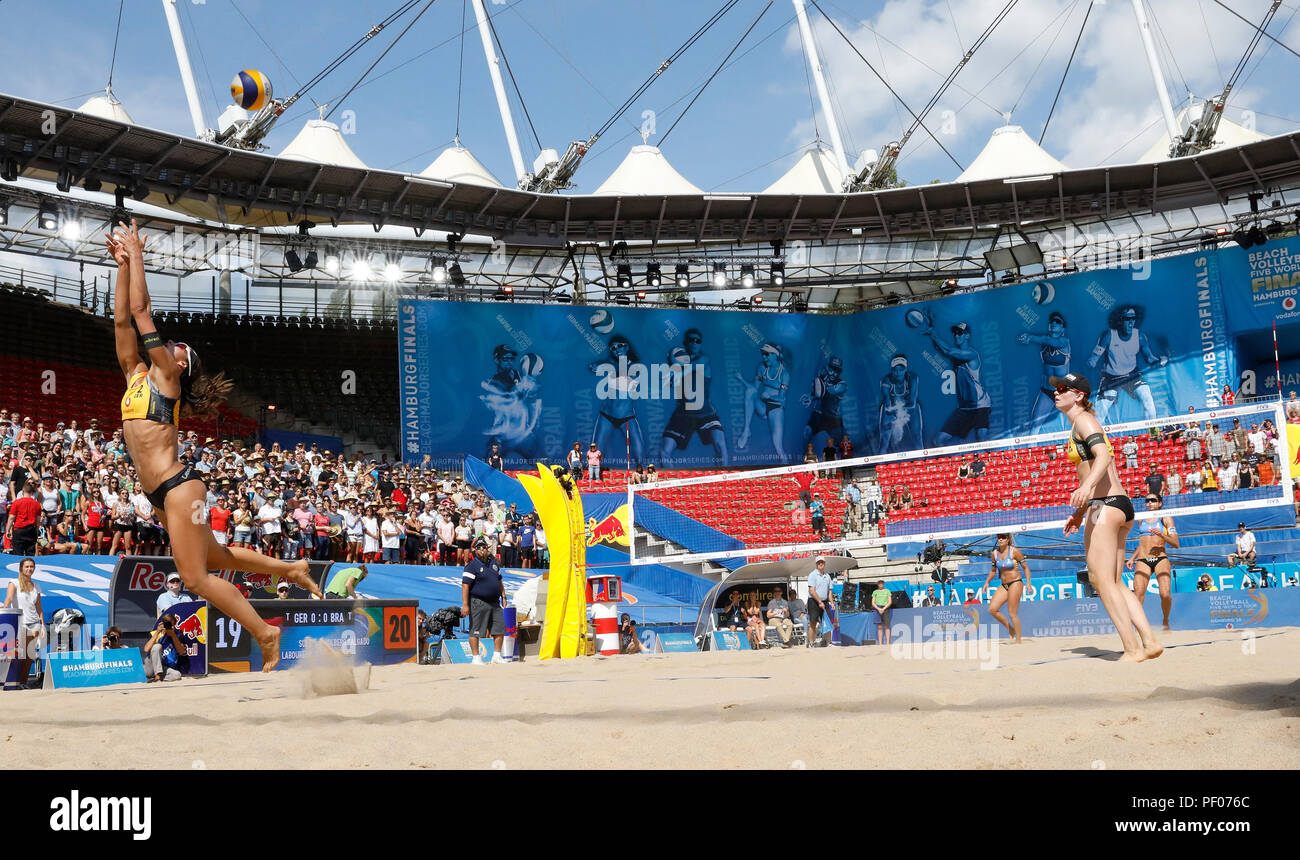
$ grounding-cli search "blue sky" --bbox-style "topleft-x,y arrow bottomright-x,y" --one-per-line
3,0 -> 1300,192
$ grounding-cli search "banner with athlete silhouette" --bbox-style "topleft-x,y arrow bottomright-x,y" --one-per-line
398,248 -> 1239,467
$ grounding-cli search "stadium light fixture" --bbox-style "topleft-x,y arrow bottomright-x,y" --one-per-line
1248,224 -> 1268,246
61,219 -> 82,241
740,264 -> 755,288
674,296 -> 690,308
38,205 -> 59,231
350,259 -> 373,281
0,159 -> 17,182
384,262 -> 402,282
712,263 -> 728,288
636,290 -> 647,301
735,297 -> 752,310
285,250 -> 304,273
646,263 -> 661,287
675,264 -> 690,288
324,254 -> 340,276
616,263 -> 632,289
82,175 -> 102,194
431,256 -> 448,284
0,203 -> 7,226
770,262 -> 784,286
303,250 -> 318,269
792,297 -> 808,313
614,293 -> 631,306
449,263 -> 466,287
753,295 -> 764,305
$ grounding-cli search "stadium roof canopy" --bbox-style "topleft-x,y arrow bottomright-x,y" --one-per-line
277,119 -> 367,169
5,92 -> 1300,256
956,125 -> 1067,183
592,144 -> 702,196
419,145 -> 502,188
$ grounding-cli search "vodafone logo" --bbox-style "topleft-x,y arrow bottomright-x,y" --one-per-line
1284,297 -> 1297,311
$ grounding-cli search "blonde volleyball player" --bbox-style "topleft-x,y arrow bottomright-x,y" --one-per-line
982,533 -> 1030,644
1125,493 -> 1179,630
1053,372 -> 1162,662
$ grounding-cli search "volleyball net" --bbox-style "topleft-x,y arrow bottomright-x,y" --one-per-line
626,402 -> 1294,567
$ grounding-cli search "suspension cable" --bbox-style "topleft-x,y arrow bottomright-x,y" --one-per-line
590,0 -> 745,143
455,0 -> 466,140
326,0 -> 439,122
1040,2 -> 1093,145
107,0 -> 125,91
808,0 -> 969,171
483,1 -> 544,151
660,1 -> 773,146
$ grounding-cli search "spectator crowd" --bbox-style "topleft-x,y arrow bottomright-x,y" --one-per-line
1,408 -> 549,569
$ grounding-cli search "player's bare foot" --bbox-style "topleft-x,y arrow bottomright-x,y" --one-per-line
1162,622 -> 1171,631
1118,650 -> 1147,663
288,560 -> 321,598
259,626 -> 282,672
1143,642 -> 1164,660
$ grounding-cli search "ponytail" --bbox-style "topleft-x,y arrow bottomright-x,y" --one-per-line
180,371 -> 233,421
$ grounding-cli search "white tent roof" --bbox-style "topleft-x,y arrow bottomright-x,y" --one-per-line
420,145 -> 502,187
763,146 -> 844,194
78,92 -> 134,125
956,125 -> 1065,182
278,119 -> 367,169
592,144 -> 702,195
1138,106 -> 1269,163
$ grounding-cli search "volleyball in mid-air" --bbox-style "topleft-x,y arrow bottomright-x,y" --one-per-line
904,308 -> 931,330
230,70 -> 273,111
589,309 -> 614,334
519,352 -> 544,376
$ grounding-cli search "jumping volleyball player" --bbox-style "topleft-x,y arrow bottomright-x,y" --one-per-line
982,533 -> 1030,644
1126,493 -> 1179,630
106,220 -> 321,672
1053,372 -> 1162,662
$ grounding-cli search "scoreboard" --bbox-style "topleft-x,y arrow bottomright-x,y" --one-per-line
207,598 -> 418,673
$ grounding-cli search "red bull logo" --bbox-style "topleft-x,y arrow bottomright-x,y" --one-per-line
174,607 -> 207,644
586,505 -> 631,548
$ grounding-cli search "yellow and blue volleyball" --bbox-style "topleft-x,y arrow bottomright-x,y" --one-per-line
230,70 -> 272,111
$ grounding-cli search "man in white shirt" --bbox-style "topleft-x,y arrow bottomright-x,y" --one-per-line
1121,438 -> 1139,470
1229,523 -> 1256,567
258,500 -> 283,556
1185,466 -> 1203,493
805,557 -> 833,648
862,479 -> 884,525
1246,424 -> 1267,456
1217,462 -> 1237,492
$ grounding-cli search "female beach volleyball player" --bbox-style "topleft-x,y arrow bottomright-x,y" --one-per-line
106,220 -> 321,672
735,342 -> 790,462
982,533 -> 1030,643
1126,494 -> 1178,630
1053,372 -> 1162,662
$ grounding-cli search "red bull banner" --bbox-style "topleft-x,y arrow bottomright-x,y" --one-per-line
586,504 -> 631,549
153,600 -> 207,676
109,556 -> 331,635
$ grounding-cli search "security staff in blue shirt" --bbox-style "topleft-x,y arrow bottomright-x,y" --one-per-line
461,536 -> 507,664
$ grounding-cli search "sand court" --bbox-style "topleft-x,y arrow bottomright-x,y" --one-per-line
3,628 -> 1297,770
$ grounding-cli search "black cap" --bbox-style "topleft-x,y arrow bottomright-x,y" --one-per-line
1238,522 -> 1245,528
472,536 -> 489,549
1049,373 -> 1091,396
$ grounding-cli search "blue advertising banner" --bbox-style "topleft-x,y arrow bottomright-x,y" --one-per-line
44,649 -> 147,689
1220,233 -> 1300,332
656,632 -> 699,652
399,246 -> 1241,467
711,630 -> 752,651
838,588 -> 1300,644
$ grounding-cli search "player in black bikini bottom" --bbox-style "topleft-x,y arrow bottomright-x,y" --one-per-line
1090,494 -> 1134,522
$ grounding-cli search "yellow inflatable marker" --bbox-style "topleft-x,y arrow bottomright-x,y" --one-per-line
519,466 -> 588,660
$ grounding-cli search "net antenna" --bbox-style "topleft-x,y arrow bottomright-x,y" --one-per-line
627,402 -> 1293,567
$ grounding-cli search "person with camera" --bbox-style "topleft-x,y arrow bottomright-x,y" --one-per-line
982,533 -> 1030,644
619,613 -> 649,654
1197,574 -> 1218,592
144,614 -> 190,682
98,625 -> 126,650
